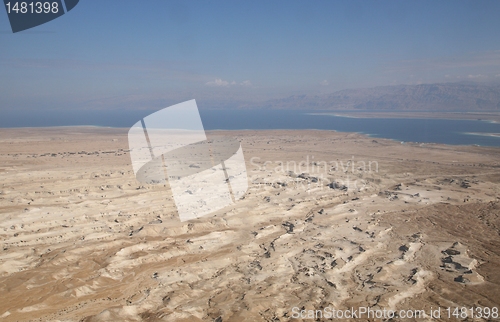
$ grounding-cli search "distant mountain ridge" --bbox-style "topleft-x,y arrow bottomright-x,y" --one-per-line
262,83 -> 500,111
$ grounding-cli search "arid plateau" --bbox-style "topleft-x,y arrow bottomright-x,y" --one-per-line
1,128 -> 499,321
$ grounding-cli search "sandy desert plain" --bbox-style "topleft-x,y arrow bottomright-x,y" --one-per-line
0,127 -> 499,322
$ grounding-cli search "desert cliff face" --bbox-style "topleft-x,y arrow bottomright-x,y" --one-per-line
0,128 -> 499,321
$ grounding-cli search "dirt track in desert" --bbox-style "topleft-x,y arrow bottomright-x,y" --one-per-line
1,127 -> 499,321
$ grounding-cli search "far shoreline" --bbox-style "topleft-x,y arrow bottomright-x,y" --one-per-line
307,111 -> 500,123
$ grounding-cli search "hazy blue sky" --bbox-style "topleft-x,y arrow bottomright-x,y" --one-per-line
1,0 -> 500,111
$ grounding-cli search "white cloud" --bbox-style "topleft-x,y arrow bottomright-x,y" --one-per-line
206,78 -> 252,87
205,78 -> 231,86
467,74 -> 487,79
320,80 -> 329,86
